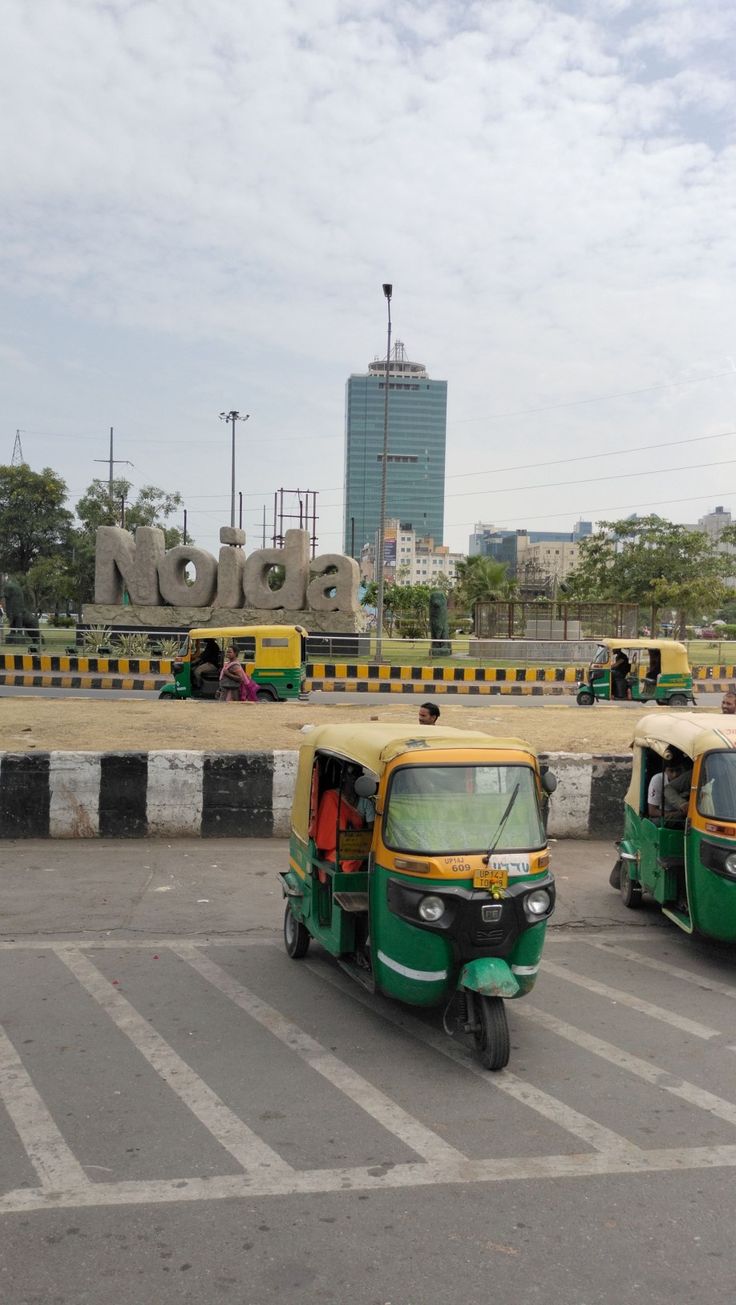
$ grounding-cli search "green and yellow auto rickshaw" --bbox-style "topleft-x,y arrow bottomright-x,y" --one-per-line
280,723 -> 557,1070
576,638 -> 694,707
159,624 -> 308,701
611,712 -> 736,941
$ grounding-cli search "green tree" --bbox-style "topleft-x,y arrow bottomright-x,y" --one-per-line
566,515 -> 732,635
75,478 -> 185,548
362,581 -> 434,636
25,554 -> 76,617
0,464 -> 72,573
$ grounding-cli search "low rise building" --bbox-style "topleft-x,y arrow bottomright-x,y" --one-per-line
361,519 -> 464,586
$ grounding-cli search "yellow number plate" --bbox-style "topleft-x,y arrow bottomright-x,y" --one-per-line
473,868 -> 509,892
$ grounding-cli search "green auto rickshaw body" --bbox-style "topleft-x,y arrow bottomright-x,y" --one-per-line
615,711 -> 736,942
576,638 -> 695,706
159,624 -> 308,701
283,724 -> 556,1064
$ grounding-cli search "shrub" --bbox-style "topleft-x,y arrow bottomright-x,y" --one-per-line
81,625 -> 112,652
113,633 -> 153,657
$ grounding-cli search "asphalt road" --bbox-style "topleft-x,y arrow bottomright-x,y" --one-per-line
2,839 -> 736,1304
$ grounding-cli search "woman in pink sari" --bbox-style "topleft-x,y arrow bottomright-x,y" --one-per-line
218,645 -> 258,703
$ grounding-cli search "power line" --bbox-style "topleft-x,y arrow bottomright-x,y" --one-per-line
450,365 -> 736,426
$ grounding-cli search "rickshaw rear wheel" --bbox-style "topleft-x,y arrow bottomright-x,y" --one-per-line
576,690 -> 594,706
256,688 -> 278,703
620,861 -> 642,909
283,904 -> 310,958
668,694 -> 688,707
474,996 -> 510,1071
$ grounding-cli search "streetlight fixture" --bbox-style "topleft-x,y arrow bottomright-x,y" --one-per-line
374,283 -> 392,663
219,410 -> 250,528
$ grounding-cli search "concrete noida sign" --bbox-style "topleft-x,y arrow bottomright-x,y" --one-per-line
84,525 -> 363,632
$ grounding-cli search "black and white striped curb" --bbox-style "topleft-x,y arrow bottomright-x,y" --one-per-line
0,750 -> 631,840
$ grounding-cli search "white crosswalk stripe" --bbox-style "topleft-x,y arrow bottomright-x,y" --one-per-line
2,934 -> 736,1216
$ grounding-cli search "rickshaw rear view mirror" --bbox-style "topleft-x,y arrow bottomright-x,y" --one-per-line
541,771 -> 558,794
354,774 -> 378,798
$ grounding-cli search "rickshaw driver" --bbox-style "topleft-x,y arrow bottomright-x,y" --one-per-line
191,638 -> 221,690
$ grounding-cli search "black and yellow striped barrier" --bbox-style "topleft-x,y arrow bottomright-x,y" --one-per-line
0,652 -> 172,675
306,662 -> 583,684
0,672 -> 169,691
305,678 -> 728,697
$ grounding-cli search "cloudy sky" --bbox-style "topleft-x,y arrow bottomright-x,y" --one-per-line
2,0 -> 736,558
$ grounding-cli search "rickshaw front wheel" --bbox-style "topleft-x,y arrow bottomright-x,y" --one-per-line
283,904 -> 310,958
576,690 -> 594,706
473,995 -> 510,1071
620,861 -> 642,909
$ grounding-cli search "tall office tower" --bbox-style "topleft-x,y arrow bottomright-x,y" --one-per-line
343,340 -> 447,558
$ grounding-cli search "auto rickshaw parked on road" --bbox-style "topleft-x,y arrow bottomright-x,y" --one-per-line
159,624 -> 308,701
611,712 -> 736,941
576,638 -> 694,707
280,724 -> 557,1070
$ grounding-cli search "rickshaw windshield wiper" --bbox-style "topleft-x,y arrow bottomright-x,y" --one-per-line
483,783 -> 520,863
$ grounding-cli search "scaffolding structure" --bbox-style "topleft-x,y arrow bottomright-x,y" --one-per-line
272,488 -> 318,557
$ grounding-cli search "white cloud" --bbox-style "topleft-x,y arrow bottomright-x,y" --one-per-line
1,0 -> 735,554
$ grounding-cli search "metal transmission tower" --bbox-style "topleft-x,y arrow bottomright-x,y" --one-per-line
11,430 -> 25,465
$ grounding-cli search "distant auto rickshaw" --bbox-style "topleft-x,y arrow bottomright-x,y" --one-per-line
611,712 -> 736,942
159,624 -> 308,701
576,638 -> 694,707
280,724 -> 557,1071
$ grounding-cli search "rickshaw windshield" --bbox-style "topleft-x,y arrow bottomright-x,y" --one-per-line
383,764 -> 545,855
697,752 -> 736,821
592,645 -> 608,665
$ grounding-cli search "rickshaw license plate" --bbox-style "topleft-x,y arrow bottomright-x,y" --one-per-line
473,868 -> 509,892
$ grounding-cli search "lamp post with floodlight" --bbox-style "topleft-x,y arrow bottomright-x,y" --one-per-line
219,411 -> 250,528
374,283 -> 392,663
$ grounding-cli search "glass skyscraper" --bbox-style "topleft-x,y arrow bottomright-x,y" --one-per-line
343,341 -> 447,558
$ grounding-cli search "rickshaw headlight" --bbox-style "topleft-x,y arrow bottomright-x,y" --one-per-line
525,889 -> 551,917
418,895 -> 445,923
724,853 -> 736,877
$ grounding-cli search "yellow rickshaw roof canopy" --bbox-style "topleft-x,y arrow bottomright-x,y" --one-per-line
297,723 -> 539,774
598,638 -> 687,652
632,711 -> 736,761
188,624 -> 308,640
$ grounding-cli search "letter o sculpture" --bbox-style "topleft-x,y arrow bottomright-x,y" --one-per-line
158,547 -> 218,607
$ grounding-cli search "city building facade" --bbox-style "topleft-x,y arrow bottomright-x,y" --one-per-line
467,520 -> 591,586
344,342 -> 447,558
361,519 -> 463,587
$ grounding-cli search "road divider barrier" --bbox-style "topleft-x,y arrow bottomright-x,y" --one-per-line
0,749 -> 631,840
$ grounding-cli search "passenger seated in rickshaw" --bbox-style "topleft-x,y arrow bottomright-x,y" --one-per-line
662,763 -> 692,828
315,769 -> 366,874
611,649 -> 631,700
647,760 -> 680,820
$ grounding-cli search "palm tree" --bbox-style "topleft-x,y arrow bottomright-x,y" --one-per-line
456,556 -> 516,609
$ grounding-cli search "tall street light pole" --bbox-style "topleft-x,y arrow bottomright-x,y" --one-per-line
374,283 -> 393,664
219,411 -> 250,528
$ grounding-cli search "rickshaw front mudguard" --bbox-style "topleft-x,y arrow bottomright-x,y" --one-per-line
459,957 -> 520,999
158,682 -> 188,699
